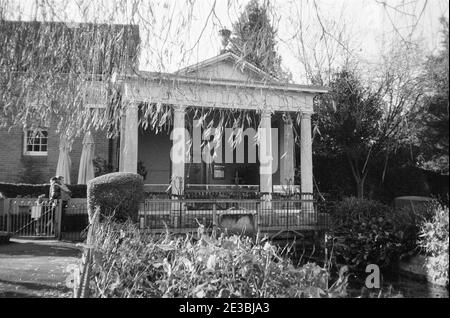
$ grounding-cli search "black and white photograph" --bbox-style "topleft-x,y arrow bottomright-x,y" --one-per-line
0,0 -> 448,304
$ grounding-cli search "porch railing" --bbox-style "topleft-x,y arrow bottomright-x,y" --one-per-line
139,195 -> 329,237
0,195 -> 329,240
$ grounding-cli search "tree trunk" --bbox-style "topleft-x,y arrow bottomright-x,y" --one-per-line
356,179 -> 365,199
347,154 -> 366,199
355,173 -> 368,199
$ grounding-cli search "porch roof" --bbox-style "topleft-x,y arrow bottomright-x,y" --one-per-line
119,71 -> 328,94
118,71 -> 327,113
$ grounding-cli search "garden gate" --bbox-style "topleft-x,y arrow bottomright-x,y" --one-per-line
0,199 -> 62,239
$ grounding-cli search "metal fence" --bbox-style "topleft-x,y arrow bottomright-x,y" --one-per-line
0,199 -> 60,238
0,194 -> 329,240
139,195 -> 329,237
0,198 -> 88,240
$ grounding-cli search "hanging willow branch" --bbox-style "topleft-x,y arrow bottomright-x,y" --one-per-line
1,0 -> 308,143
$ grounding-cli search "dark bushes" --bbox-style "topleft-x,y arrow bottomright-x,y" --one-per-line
329,197 -> 419,271
0,182 -> 87,198
87,172 -> 144,222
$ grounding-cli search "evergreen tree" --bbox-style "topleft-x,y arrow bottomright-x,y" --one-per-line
229,0 -> 283,79
314,70 -> 384,198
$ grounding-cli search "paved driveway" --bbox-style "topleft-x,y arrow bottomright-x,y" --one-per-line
0,239 -> 81,298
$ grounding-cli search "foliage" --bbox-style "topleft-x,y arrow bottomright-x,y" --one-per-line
85,220 -> 349,298
418,203 -> 449,287
229,0 -> 285,80
329,197 -> 420,271
137,161 -> 148,180
93,157 -> 114,177
415,17 -> 449,174
0,19 -> 139,138
314,70 -> 384,198
314,60 -> 425,199
86,172 -> 144,222
380,165 -> 430,199
312,154 -> 356,201
0,182 -> 86,198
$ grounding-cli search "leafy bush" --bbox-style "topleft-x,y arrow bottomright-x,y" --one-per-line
0,182 -> 87,198
418,203 -> 449,287
87,172 -> 144,222
329,197 -> 419,271
93,157 -> 114,177
86,220 -> 349,298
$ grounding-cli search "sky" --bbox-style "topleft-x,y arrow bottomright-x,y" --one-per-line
2,0 -> 449,83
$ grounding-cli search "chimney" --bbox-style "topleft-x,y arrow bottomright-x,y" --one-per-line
219,28 -> 231,54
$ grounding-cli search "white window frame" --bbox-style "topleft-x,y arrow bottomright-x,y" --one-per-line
23,128 -> 49,156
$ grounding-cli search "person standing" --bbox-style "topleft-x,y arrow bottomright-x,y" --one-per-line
48,177 -> 61,235
49,177 -> 61,201
57,176 -> 72,233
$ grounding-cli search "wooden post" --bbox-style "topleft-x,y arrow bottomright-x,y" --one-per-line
121,103 -> 139,173
6,199 -> 11,234
255,201 -> 260,232
171,105 -> 186,197
280,116 -> 295,190
259,110 -> 273,198
300,112 -> 315,219
212,202 -> 218,236
55,200 -> 63,240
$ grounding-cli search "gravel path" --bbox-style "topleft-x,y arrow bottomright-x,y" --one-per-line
0,239 -> 81,298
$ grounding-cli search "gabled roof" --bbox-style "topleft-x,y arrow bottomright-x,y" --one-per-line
175,51 -> 279,83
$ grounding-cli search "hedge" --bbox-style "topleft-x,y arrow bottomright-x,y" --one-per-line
87,172 -> 144,222
0,182 -> 87,198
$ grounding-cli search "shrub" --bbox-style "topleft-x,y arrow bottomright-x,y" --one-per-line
0,182 -> 87,198
381,166 -> 431,200
67,185 -> 88,198
87,172 -> 144,222
418,203 -> 449,287
93,157 -> 114,177
329,197 -> 419,271
84,220 -> 349,298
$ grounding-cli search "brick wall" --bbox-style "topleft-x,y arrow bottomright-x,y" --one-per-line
0,125 -> 110,184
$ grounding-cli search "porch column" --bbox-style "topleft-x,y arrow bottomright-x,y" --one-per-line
280,116 -> 295,191
259,110 -> 273,197
300,112 -> 314,213
121,102 -> 139,173
171,105 -> 186,196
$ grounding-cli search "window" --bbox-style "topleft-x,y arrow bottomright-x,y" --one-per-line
24,129 -> 48,156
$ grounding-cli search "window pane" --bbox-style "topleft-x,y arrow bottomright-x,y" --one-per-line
25,129 -> 48,154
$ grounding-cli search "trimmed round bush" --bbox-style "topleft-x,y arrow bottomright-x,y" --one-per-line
87,172 -> 144,222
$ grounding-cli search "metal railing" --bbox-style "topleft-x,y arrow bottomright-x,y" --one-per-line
139,195 -> 329,237
0,199 -> 61,238
0,194 -> 329,240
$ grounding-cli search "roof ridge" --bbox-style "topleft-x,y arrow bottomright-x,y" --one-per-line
175,52 -> 278,82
